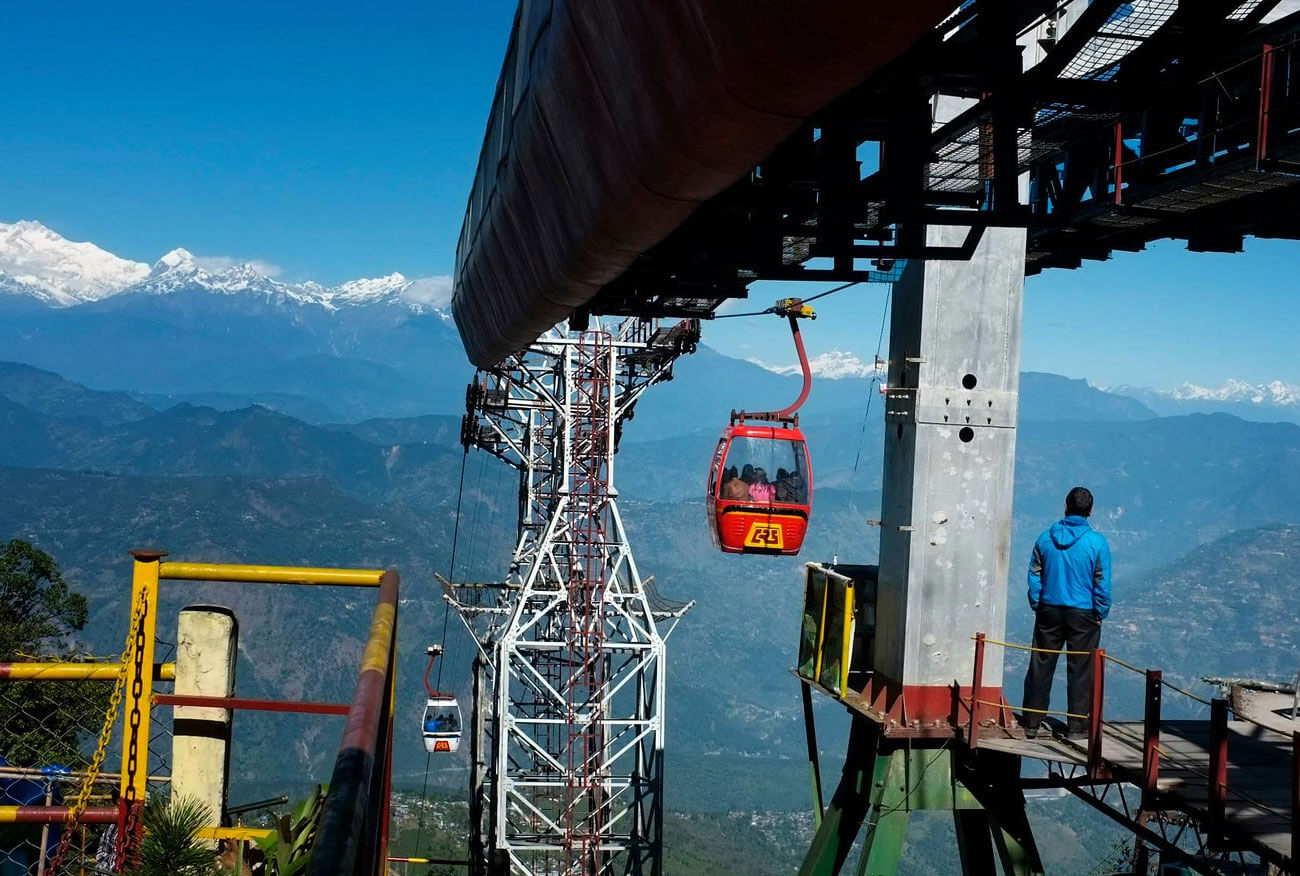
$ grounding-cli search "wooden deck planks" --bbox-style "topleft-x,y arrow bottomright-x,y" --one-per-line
975,718 -> 1296,862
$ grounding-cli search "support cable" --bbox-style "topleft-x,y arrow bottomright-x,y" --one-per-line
710,281 -> 861,319
438,449 -> 470,692
414,751 -> 432,856
852,290 -> 891,474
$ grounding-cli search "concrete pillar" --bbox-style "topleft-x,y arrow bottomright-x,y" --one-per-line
171,605 -> 237,824
873,220 -> 1026,725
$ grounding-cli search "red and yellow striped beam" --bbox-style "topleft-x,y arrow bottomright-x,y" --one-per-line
0,806 -> 117,824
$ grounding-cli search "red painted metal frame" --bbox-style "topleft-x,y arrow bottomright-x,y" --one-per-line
968,632 -> 986,748
566,331 -> 612,872
1141,669 -> 1162,812
422,649 -> 451,699
775,316 -> 813,419
1258,43 -> 1276,167
1,806 -> 118,824
152,693 -> 350,715
1292,731 -> 1299,869
1088,649 -> 1106,779
1208,697 -> 1229,848
1113,123 -> 1124,205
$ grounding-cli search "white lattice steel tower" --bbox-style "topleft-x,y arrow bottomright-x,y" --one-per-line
446,317 -> 696,876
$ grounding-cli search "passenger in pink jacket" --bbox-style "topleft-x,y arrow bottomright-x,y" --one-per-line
748,468 -> 775,502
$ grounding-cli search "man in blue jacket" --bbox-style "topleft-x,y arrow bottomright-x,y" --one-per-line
1022,486 -> 1112,739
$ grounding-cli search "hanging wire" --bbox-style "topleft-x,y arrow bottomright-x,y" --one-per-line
414,750 -> 433,855
709,280 -> 862,319
436,449 -> 471,692
852,289 -> 892,474
441,450 -> 487,692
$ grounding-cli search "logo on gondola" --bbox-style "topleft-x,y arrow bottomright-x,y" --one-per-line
744,523 -> 784,549
435,740 -> 451,752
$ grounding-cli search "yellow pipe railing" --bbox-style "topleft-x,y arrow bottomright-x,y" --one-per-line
196,826 -> 274,841
159,562 -> 385,587
0,662 -> 174,681
101,554 -> 393,823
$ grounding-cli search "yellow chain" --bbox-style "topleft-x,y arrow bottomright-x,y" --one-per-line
64,583 -> 149,823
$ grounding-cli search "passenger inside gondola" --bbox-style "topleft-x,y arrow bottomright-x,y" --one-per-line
721,465 -> 748,500
775,467 -> 807,504
424,708 -> 461,734
718,438 -> 808,505
748,467 -> 775,502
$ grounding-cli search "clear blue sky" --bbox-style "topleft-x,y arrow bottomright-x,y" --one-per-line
3,1 -> 1297,389
710,237 -> 1300,389
1,0 -> 515,283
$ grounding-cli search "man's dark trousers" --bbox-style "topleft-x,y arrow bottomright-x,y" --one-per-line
1022,603 -> 1102,733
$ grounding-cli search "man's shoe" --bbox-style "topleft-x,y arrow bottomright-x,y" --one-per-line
1065,725 -> 1089,742
1020,722 -> 1040,739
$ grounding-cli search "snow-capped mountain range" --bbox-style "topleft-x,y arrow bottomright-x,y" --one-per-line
747,349 -> 884,380
1164,378 -> 1300,407
751,348 -> 1298,418
0,220 -> 451,312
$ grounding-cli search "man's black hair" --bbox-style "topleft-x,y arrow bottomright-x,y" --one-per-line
1065,486 -> 1094,517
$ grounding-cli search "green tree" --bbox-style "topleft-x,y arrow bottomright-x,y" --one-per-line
0,539 -> 88,659
128,794 -> 220,876
0,539 -> 109,767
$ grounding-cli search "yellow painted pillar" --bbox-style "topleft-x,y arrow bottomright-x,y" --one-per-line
119,550 -> 164,809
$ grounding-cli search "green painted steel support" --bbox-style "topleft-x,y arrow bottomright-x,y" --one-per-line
955,809 -> 998,874
986,787 -> 1045,876
964,752 -> 1046,876
802,682 -> 826,827
798,736 -> 1045,876
799,717 -> 879,876
854,751 -> 908,876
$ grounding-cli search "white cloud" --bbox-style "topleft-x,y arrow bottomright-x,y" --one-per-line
191,255 -> 283,277
401,275 -> 453,309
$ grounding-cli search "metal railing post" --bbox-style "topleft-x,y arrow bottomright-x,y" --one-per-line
1088,649 -> 1106,779
1292,731 -> 1300,871
1113,123 -> 1124,204
1142,670 -> 1162,812
969,633 -> 986,748
1258,43 -> 1276,167
1209,697 -> 1229,848
121,551 -> 164,809
306,570 -> 400,876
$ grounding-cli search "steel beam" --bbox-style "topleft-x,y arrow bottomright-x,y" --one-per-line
874,218 -> 1026,720
450,318 -> 694,876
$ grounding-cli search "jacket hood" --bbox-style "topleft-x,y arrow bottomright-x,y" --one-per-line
1049,515 -> 1091,550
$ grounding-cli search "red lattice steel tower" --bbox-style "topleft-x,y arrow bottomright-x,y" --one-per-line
564,330 -> 613,872
449,318 -> 699,876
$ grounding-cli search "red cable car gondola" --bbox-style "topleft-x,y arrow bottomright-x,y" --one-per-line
708,299 -> 816,556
